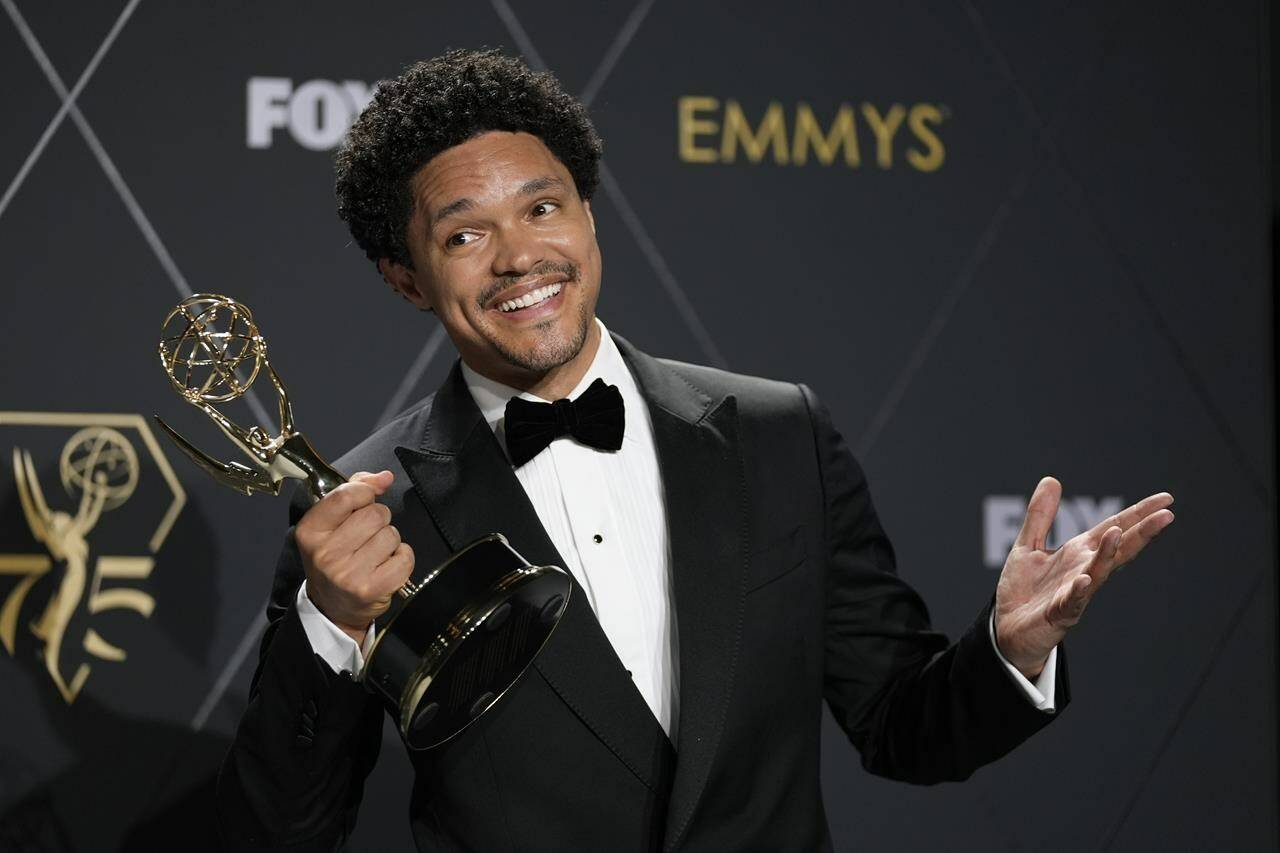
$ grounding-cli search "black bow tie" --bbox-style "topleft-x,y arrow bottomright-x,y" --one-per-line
503,378 -> 625,467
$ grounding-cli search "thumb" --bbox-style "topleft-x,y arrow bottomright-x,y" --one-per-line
349,469 -> 394,494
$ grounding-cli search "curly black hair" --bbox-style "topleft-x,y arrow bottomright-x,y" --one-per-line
335,48 -> 603,270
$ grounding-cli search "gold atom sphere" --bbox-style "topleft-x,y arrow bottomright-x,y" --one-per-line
158,294 -> 265,404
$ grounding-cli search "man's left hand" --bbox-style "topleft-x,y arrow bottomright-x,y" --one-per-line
994,476 -> 1175,678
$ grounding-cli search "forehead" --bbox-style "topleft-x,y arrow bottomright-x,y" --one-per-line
411,131 -> 569,222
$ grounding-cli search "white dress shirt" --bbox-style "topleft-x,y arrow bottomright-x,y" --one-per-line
457,319 -> 679,736
298,317 -> 1057,731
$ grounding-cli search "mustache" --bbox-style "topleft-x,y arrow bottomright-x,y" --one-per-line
476,261 -> 579,309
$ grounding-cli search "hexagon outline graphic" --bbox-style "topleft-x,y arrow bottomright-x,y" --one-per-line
0,411 -> 187,553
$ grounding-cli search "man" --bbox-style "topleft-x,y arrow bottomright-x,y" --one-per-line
216,49 -> 1174,851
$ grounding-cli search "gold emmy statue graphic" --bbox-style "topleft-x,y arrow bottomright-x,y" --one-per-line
154,294 -> 572,748
5,427 -> 155,703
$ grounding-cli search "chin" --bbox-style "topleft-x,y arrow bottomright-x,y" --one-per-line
495,311 -> 592,374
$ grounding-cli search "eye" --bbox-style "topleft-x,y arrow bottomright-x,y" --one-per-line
445,231 -> 478,248
531,200 -> 560,217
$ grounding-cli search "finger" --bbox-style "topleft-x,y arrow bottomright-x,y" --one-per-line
372,542 -> 415,595
1087,491 -> 1174,542
1048,573 -> 1093,626
303,479 -> 383,531
326,502 -> 393,556
351,524 -> 402,572
1084,525 -> 1124,586
1114,508 -> 1175,567
1014,476 -> 1062,551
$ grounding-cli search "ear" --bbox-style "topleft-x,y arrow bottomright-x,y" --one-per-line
582,198 -> 596,235
378,257 -> 433,311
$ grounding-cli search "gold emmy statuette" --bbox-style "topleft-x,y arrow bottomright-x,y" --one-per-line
154,294 -> 571,748
11,428 -> 144,702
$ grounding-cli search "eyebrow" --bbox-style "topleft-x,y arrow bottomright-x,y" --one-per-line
429,176 -> 568,229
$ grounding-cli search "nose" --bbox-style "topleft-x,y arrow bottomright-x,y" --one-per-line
490,221 -> 544,279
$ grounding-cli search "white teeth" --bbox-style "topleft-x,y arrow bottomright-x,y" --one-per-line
498,281 -> 563,313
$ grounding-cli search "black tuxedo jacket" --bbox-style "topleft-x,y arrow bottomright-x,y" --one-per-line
216,333 -> 1069,851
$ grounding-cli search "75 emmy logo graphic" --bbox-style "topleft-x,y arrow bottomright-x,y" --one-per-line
0,413 -> 185,703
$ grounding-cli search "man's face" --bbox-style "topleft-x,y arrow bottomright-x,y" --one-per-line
382,131 -> 602,385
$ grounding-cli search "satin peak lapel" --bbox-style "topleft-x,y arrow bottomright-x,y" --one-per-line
392,361 -> 669,790
613,336 -> 749,851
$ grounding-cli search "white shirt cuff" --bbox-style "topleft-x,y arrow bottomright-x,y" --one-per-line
296,580 -> 377,675
988,610 -> 1057,712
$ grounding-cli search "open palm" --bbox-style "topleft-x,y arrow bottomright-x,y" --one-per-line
994,477 -> 1175,677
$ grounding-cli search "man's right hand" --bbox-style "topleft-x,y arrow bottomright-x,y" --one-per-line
295,470 -> 414,645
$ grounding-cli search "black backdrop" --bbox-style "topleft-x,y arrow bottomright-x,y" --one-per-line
0,1 -> 1274,850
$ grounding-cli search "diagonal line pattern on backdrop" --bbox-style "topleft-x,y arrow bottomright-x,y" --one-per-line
0,0 -> 139,221
855,44 -> 1107,458
0,0 -> 275,432
959,3 -> 1276,846
1098,565 -> 1267,851
188,608 -> 266,732
855,169 -> 1029,459
489,0 -> 546,70
579,0 -> 656,108
597,162 -> 728,367
962,0 -> 1270,507
372,323 -> 451,430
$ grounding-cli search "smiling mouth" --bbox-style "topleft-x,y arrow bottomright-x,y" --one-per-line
496,281 -> 564,313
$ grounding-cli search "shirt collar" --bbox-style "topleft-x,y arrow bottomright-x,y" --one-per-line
460,317 -> 639,444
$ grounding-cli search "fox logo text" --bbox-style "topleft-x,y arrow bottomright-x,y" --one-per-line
247,77 -> 376,151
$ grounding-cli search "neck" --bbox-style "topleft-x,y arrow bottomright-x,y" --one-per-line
470,320 -> 603,401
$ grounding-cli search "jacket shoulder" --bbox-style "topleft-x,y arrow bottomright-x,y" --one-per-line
655,357 -> 807,420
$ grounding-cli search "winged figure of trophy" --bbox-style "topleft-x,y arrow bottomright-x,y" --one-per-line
154,293 -> 571,748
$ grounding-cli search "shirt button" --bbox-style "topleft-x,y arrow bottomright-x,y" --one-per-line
593,533 -> 603,543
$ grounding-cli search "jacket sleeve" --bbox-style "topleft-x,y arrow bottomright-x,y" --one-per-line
800,383 -> 1070,785
215,486 -> 386,850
